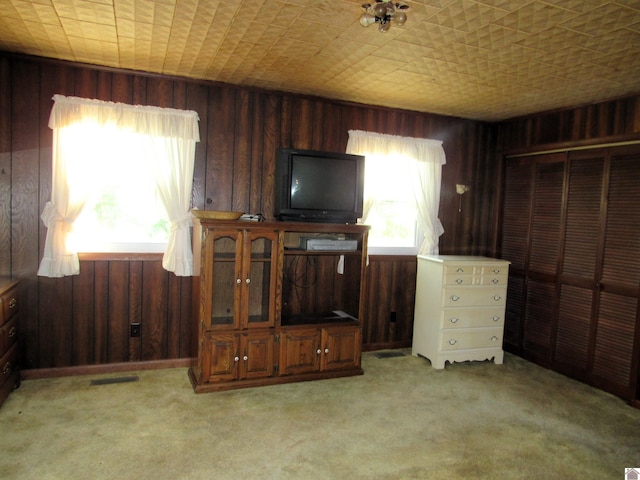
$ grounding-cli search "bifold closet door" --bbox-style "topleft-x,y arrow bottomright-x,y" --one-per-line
502,153 -> 566,365
502,146 -> 640,402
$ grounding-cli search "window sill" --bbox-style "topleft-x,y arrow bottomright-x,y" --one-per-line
78,252 -> 163,261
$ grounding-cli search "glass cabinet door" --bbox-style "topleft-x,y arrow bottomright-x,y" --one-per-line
210,231 -> 242,328
208,228 -> 278,330
241,231 -> 278,329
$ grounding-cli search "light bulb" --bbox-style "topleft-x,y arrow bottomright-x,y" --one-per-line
360,13 -> 376,27
379,21 -> 391,32
395,12 -> 407,25
373,3 -> 387,18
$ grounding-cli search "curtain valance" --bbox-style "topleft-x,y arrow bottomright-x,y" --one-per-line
49,94 -> 200,141
347,130 -> 446,165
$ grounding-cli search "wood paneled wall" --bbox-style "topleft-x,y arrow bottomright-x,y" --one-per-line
0,52 -> 499,370
498,96 -> 640,153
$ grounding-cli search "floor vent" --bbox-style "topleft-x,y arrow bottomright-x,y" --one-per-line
373,351 -> 407,359
90,376 -> 139,386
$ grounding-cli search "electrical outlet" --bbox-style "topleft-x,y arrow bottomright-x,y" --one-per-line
130,323 -> 141,337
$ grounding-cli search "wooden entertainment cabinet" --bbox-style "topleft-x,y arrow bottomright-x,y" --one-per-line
188,212 -> 370,393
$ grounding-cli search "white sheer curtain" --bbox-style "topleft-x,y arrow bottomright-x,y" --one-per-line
346,130 -> 446,255
38,94 -> 200,278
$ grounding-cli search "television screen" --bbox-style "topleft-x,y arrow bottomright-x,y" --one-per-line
274,148 -> 365,224
290,156 -> 357,211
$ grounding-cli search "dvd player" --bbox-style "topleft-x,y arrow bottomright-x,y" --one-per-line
300,237 -> 358,251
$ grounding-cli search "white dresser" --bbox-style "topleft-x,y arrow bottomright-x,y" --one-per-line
412,255 -> 510,369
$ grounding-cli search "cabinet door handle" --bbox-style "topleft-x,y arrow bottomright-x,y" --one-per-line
3,362 -> 11,376
450,295 -> 460,302
243,355 -> 248,361
316,348 -> 322,355
324,348 -> 329,354
236,278 -> 241,285
449,317 -> 459,324
234,356 -> 240,362
245,278 -> 251,285
9,298 -> 17,309
448,339 -> 457,345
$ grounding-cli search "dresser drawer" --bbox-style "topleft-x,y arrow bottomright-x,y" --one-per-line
0,316 -> 18,354
442,287 -> 507,307
1,285 -> 19,323
444,265 -> 480,276
441,307 -> 505,329
444,274 -> 508,286
439,328 -> 503,351
0,342 -> 19,386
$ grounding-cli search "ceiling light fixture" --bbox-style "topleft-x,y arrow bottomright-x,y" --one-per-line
360,0 -> 409,32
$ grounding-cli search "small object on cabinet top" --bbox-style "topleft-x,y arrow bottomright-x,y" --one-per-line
192,210 -> 243,221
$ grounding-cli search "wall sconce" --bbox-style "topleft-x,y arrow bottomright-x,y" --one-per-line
456,184 -> 469,212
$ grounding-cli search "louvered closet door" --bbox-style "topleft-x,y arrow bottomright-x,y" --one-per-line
501,157 -> 533,353
555,152 -> 605,379
521,155 -> 565,365
590,148 -> 640,399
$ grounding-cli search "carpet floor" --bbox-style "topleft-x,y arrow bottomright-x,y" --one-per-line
1,351 -> 639,479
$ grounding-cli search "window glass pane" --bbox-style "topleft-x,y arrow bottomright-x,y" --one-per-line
65,123 -> 168,253
364,154 -> 418,250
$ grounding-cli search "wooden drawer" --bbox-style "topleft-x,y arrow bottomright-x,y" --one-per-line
444,265 -> 480,276
1,342 -> 19,387
444,274 -> 508,286
439,328 -> 503,351
0,316 -> 18,354
441,307 -> 505,329
0,284 -> 19,323
442,286 -> 507,307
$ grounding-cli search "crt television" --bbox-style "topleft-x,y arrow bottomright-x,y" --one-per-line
274,148 -> 365,224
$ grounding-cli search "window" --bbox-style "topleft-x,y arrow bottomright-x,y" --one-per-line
62,122 -> 170,253
38,95 -> 200,277
362,152 -> 423,254
346,130 -> 446,255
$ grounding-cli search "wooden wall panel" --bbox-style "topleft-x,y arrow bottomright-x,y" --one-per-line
498,96 -> 640,153
0,56 -> 11,277
2,52 -> 497,370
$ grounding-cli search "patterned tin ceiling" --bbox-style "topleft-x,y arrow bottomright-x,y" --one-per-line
1,0 -> 640,121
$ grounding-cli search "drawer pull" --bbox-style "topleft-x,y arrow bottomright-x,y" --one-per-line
456,268 -> 464,273
492,316 -> 500,322
492,269 -> 501,274
450,295 -> 460,302
9,326 -> 17,337
448,339 -> 457,345
492,295 -> 501,301
491,336 -> 498,342
455,278 -> 463,284
449,317 -> 459,324
9,298 -> 17,309
2,362 -> 11,376
492,279 -> 499,284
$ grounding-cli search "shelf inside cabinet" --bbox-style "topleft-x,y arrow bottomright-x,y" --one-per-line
281,310 -> 358,326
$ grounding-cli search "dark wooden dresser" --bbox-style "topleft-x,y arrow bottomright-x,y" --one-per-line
0,278 -> 19,408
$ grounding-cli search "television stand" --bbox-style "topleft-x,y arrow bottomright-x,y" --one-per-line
189,214 -> 370,393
